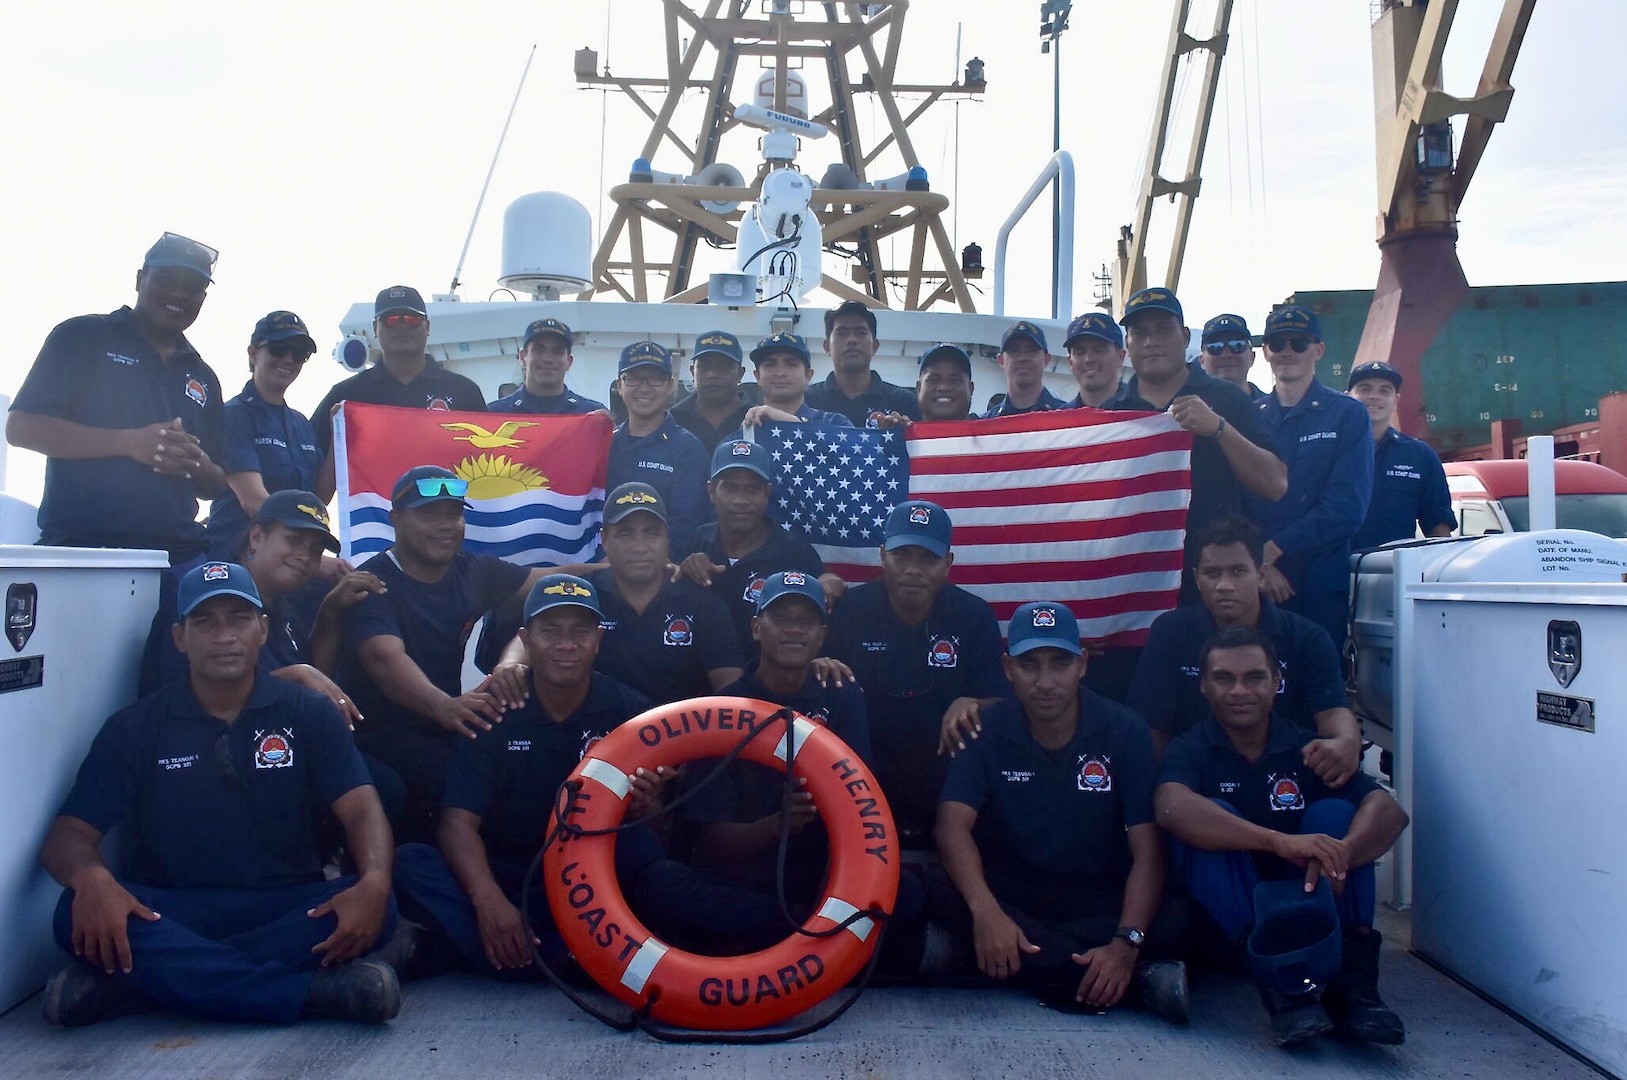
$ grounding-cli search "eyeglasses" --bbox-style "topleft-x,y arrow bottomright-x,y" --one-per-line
620,372 -> 670,389
1203,339 -> 1252,356
214,731 -> 244,791
1264,335 -> 1317,354
261,342 -> 313,363
380,313 -> 426,329
413,477 -> 469,498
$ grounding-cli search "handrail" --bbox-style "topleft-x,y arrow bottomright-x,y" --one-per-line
993,150 -> 1075,319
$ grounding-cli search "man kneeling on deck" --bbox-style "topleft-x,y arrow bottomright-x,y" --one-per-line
40,562 -> 398,1026
1155,626 -> 1409,1046
393,574 -> 665,979
928,602 -> 1188,1019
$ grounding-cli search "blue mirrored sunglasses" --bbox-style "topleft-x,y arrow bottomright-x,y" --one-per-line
1203,339 -> 1252,356
414,477 -> 469,498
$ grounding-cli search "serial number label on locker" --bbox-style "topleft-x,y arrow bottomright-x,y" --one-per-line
1536,691 -> 1595,733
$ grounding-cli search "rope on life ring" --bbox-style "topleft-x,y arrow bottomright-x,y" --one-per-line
543,695 -> 900,1032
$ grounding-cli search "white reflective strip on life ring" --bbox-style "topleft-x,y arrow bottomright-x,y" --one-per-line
817,896 -> 874,943
619,937 -> 670,994
772,717 -> 819,766
579,757 -> 632,800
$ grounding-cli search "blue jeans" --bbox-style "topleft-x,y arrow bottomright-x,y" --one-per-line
53,876 -> 397,1024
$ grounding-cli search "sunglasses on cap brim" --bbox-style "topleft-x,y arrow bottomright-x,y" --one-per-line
409,477 -> 469,499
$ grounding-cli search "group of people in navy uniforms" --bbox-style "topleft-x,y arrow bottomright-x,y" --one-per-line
10,232 -> 1435,1047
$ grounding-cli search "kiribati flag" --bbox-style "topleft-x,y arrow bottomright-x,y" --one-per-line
333,402 -> 612,566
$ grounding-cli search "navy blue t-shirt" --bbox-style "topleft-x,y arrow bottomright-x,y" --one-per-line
441,673 -> 649,858
312,359 -> 487,454
590,571 -> 743,706
207,380 -> 323,558
1157,714 -> 1380,835
58,675 -> 370,890
826,581 -> 1009,844
671,392 -> 753,452
942,687 -> 1155,896
487,386 -> 608,415
1126,599 -> 1347,738
805,372 -> 923,428
339,550 -> 529,733
1352,427 -> 1456,549
983,386 -> 1069,419
12,307 -> 225,557
606,414 -> 713,551
676,521 -> 824,659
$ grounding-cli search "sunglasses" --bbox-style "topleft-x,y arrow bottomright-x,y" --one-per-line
214,731 -> 244,791
380,313 -> 426,329
412,477 -> 469,499
1203,339 -> 1252,356
1264,335 -> 1317,354
261,342 -> 313,362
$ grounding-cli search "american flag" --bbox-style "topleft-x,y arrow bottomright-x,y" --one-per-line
758,410 -> 1191,646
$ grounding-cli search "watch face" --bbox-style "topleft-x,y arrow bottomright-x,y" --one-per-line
1120,928 -> 1146,946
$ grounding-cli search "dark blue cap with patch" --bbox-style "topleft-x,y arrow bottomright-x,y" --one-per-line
177,561 -> 262,618
883,499 -> 951,558
618,340 -> 672,375
375,285 -> 426,318
250,310 -> 314,348
523,573 -> 602,622
143,232 -> 217,282
1001,321 -> 1049,353
918,342 -> 972,371
1263,305 -> 1321,340
605,482 -> 667,525
1063,312 -> 1124,349
1119,288 -> 1184,326
693,330 -> 744,365
1202,314 -> 1251,343
523,318 -> 572,348
1007,601 -> 1082,657
710,439 -> 771,481
254,489 -> 340,552
1347,360 -> 1402,390
755,570 -> 827,615
750,332 -> 812,367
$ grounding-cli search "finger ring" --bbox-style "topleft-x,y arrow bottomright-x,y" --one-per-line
339,698 -> 347,704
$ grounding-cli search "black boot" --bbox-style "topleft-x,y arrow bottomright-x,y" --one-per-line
302,960 -> 401,1023
1132,960 -> 1190,1023
1258,981 -> 1333,1047
1324,926 -> 1405,1044
41,962 -> 156,1027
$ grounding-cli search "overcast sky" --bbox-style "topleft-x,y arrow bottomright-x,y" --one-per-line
2,0 -> 1622,501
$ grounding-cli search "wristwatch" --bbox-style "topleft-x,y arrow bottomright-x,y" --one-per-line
1114,927 -> 1146,948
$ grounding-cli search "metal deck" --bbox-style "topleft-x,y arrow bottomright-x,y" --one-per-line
0,914 -> 1603,1080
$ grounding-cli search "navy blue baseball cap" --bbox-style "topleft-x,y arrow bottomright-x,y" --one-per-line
755,570 -> 827,615
918,342 -> 972,372
253,489 -> 340,552
1007,601 -> 1083,657
1202,314 -> 1251,344
710,439 -> 771,482
375,285 -> 427,318
523,573 -> 602,622
618,340 -> 672,376
391,465 -> 470,511
1347,360 -> 1402,390
250,310 -> 314,349
693,330 -> 745,365
1119,287 -> 1184,326
143,232 -> 217,282
605,482 -> 667,525
1263,305 -> 1322,340
523,318 -> 572,348
1063,312 -> 1124,349
1001,321 -> 1049,353
883,499 -> 952,558
750,332 -> 812,367
177,561 -> 262,618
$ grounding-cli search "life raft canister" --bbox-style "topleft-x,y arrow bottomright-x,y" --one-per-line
544,696 -> 899,1031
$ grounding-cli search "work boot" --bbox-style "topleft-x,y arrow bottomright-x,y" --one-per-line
41,962 -> 155,1027
1258,981 -> 1333,1047
302,960 -> 401,1023
1323,926 -> 1405,1045
916,921 -> 970,978
1132,960 -> 1190,1023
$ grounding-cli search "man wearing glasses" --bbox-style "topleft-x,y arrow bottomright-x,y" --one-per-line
1197,314 -> 1265,400
825,500 -> 1008,851
40,562 -> 399,1026
336,466 -> 552,844
8,232 -> 227,561
1061,312 -> 1125,409
1253,306 -> 1374,654
605,341 -> 712,553
311,286 -> 486,457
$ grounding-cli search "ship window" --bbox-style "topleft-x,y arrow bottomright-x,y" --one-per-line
1458,503 -> 1499,537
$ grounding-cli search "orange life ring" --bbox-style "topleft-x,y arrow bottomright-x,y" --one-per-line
544,695 -> 899,1031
